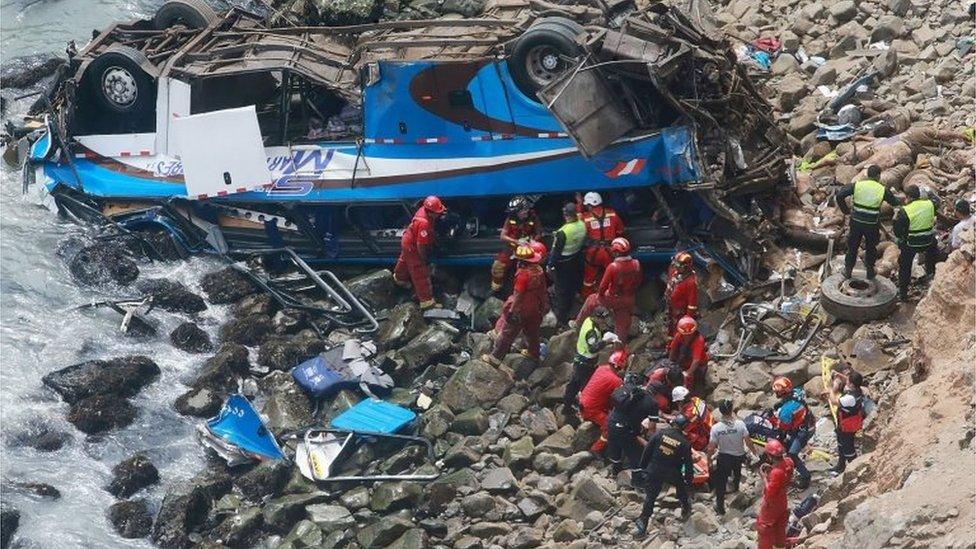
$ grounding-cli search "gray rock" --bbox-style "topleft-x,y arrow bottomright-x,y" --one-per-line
43,356 -> 160,404
481,467 -> 519,494
473,296 -> 504,332
6,420 -> 70,452
219,314 -> 273,345
68,243 -> 139,287
538,424 -> 575,456
551,519 -> 582,542
810,65 -> 838,87
194,344 -> 250,390
571,475 -> 615,512
307,504 -> 354,531
108,453 -> 159,498
262,492 -> 330,533
772,359 -> 810,386
734,361 -> 771,392
536,475 -> 565,495
233,293 -> 276,317
257,336 -> 325,371
503,436 -> 535,470
235,460 -> 291,501
779,74 -> 808,111
571,422 -> 600,453
200,267 -> 256,304
67,395 -> 138,434
532,453 -> 559,475
170,322 -> 213,354
136,279 -> 207,314
461,492 -> 496,517
422,406 -> 455,438
0,503 -> 17,549
444,437 -> 484,468
0,53 -> 66,89
108,499 -> 152,539
516,497 -> 546,520
398,326 -> 454,370
889,0 -> 912,16
345,269 -> 400,311
340,486 -> 371,510
771,54 -> 800,76
520,406 -> 558,441
556,451 -> 595,475
377,303 -> 426,350
497,394 -> 528,414
871,15 -> 905,42
6,482 -> 60,500
174,387 -> 223,418
357,515 -> 414,549
829,0 -> 857,23
370,482 -> 422,512
451,407 -> 489,435
439,359 -> 515,413
388,528 -> 428,549
454,535 -> 484,549
152,470 -> 232,548
469,521 -> 512,538
278,519 -> 324,549
259,371 -> 314,432
509,527 -> 544,549
212,506 -> 263,546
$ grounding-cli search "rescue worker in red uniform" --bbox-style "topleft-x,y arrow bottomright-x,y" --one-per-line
578,349 -> 628,454
491,196 -> 542,293
756,439 -> 794,549
483,245 -> 548,366
575,237 -> 642,342
644,361 -> 685,413
670,385 -> 714,451
664,252 -> 698,336
667,316 -> 709,391
394,196 -> 446,309
580,192 -> 625,298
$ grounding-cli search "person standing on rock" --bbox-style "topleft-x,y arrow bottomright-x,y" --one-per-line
393,195 -> 447,310
825,369 -> 865,474
893,184 -> 938,300
667,316 -> 709,391
664,252 -> 698,336
707,399 -> 757,516
580,191 -> 625,298
490,196 -> 541,293
548,203 -> 586,324
835,164 -> 901,279
634,414 -> 693,538
562,306 -> 615,422
575,237 -> 642,343
483,244 -> 548,366
578,349 -> 628,454
769,377 -> 814,490
756,439 -> 794,549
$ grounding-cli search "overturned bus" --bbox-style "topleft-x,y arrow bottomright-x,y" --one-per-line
22,0 -> 792,282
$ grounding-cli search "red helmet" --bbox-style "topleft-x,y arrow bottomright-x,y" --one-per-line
529,240 -> 548,260
611,237 -> 631,255
513,245 -> 542,264
676,315 -> 697,335
772,377 -> 793,397
423,195 -> 446,214
609,349 -> 628,368
764,438 -> 786,458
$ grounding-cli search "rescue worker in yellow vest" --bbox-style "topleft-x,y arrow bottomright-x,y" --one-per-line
835,165 -> 901,279
893,185 -> 938,301
548,203 -> 587,325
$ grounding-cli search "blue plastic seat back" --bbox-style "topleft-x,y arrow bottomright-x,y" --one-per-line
207,394 -> 285,460
292,347 -> 349,398
330,399 -> 417,434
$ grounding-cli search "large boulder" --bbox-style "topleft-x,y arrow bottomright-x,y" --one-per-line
67,395 -> 138,434
344,269 -> 400,311
0,504 -> 16,549
219,314 -> 273,345
6,420 -> 70,452
43,356 -> 160,404
306,504 -> 354,532
473,297 -> 504,332
200,267 -> 256,304
68,243 -> 139,286
439,358 -> 514,413
397,326 -> 454,370
108,499 -> 153,539
357,515 -> 414,549
262,492 -> 330,534
212,506 -> 264,547
377,303 -> 426,350
151,470 -> 232,548
108,453 -> 159,498
136,279 -> 207,314
235,460 -> 291,501
259,371 -> 314,433
369,482 -> 422,513
169,322 -> 212,354
278,519 -> 324,548
174,387 -> 222,418
194,344 -> 250,390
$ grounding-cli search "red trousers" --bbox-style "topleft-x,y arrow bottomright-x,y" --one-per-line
756,509 -> 789,549
393,251 -> 433,302
576,293 -> 635,342
580,406 -> 609,453
491,313 -> 542,360
582,247 -> 612,297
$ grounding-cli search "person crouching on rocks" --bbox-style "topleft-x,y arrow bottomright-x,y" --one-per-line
578,349 -> 628,454
562,306 -> 616,423
606,373 -> 659,474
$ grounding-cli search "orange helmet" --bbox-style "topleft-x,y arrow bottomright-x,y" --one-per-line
772,377 -> 793,397
611,237 -> 631,255
609,349 -> 628,368
765,438 -> 786,457
513,245 -> 542,264
676,315 -> 697,335
423,195 -> 446,214
674,251 -> 693,270
529,240 -> 548,260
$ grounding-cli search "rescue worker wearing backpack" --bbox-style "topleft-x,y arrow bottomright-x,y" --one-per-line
579,192 -> 625,298
757,439 -> 794,549
826,369 -> 866,474
606,374 -> 660,473
482,244 -> 548,366
769,377 -> 814,489
394,195 -> 447,309
671,386 -> 714,451
578,349 -> 628,454
664,252 -> 698,336
575,237 -> 642,342
634,415 -> 694,539
667,316 -> 709,391
491,196 -> 542,293
562,307 -> 616,421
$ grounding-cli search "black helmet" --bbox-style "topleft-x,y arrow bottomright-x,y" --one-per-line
667,366 -> 684,386
507,195 -> 529,213
672,414 -> 688,428
592,306 -> 611,320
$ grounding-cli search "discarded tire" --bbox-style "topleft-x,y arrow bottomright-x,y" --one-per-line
84,47 -> 156,117
153,0 -> 218,30
819,273 -> 898,322
508,17 -> 584,100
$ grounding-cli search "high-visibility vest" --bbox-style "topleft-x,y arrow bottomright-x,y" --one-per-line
851,179 -> 885,225
576,317 -> 601,357
557,220 -> 586,257
904,199 -> 936,248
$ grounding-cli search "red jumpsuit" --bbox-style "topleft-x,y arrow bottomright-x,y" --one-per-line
576,256 -> 642,342
668,331 -> 709,389
394,207 -> 435,303
491,213 -> 541,290
579,364 -> 622,453
644,367 -> 674,412
679,397 -> 713,451
665,267 -> 698,336
581,206 -> 624,297
757,457 -> 795,549
490,265 -> 548,361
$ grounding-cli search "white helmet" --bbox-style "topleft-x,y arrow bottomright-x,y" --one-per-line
839,394 -> 857,408
671,386 -> 690,402
583,192 -> 603,207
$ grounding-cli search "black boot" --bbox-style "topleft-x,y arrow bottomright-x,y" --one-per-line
866,266 -> 876,279
634,517 -> 649,538
681,504 -> 692,521
714,500 -> 726,515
